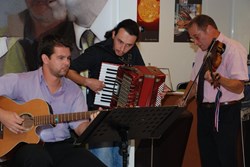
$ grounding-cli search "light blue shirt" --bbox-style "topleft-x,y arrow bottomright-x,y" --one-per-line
0,67 -> 88,142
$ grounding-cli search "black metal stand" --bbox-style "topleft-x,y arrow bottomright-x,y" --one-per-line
76,106 -> 186,167
118,128 -> 129,167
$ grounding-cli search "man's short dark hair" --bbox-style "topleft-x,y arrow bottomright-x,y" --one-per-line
38,34 -> 72,65
187,14 -> 218,32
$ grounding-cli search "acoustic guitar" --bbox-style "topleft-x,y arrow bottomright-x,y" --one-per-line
0,96 -> 97,157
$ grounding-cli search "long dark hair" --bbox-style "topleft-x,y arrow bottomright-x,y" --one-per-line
104,19 -> 140,41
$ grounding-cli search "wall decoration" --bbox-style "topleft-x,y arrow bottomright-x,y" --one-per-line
137,0 -> 160,42
174,0 -> 202,42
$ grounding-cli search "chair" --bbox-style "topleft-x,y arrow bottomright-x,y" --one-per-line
176,81 -> 189,90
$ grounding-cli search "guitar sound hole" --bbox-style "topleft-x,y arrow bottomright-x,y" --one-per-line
20,114 -> 34,131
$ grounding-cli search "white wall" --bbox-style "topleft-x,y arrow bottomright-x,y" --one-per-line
120,0 -> 250,90
138,0 -> 195,90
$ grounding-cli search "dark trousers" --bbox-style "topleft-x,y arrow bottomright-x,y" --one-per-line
197,102 -> 241,167
6,138 -> 106,167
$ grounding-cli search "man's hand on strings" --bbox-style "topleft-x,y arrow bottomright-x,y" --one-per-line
89,107 -> 103,122
75,107 -> 103,136
0,109 -> 25,134
204,70 -> 221,87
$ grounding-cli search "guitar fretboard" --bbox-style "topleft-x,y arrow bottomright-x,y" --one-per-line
34,110 -> 98,125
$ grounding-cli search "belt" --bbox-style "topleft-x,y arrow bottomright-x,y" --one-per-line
200,100 -> 240,108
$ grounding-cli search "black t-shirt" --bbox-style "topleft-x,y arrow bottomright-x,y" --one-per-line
70,38 -> 145,109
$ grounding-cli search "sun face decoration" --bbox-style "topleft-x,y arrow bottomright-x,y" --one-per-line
138,0 -> 160,23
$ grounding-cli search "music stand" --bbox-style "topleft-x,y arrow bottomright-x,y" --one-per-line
76,106 -> 186,167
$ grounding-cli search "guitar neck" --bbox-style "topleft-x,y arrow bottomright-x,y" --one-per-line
34,110 -> 98,126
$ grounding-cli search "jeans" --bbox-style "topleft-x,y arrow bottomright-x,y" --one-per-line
90,146 -> 122,167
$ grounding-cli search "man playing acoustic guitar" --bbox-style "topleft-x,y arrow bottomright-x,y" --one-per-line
0,34 -> 106,167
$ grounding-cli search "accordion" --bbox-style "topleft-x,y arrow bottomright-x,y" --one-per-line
94,63 -> 166,108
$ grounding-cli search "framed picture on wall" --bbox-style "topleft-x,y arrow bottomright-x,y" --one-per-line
174,0 -> 202,42
137,0 -> 160,42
